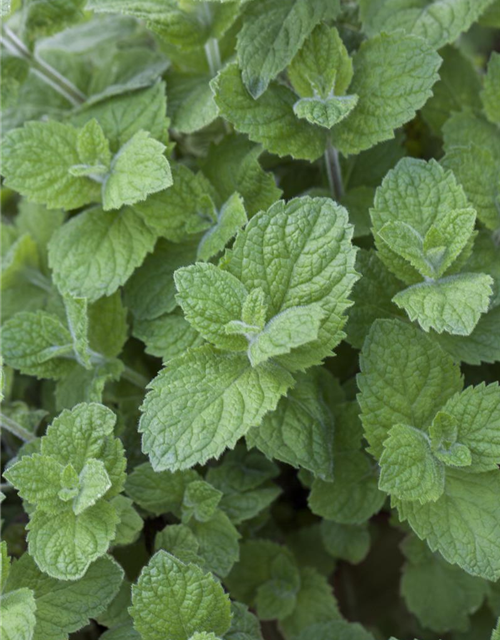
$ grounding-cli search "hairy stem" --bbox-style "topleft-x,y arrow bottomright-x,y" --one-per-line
324,139 -> 344,201
1,25 -> 87,106
1,413 -> 36,442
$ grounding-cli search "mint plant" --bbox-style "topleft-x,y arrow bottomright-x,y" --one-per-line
1,1 -> 500,640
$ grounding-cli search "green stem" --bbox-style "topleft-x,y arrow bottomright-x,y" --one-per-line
1,413 -> 36,442
121,365 -> 149,389
1,25 -> 87,106
202,3 -> 221,76
324,139 -> 344,201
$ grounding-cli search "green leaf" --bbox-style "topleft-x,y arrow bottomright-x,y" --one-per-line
22,0 -> 85,44
5,553 -> 123,640
294,95 -> 359,130
186,510 -> 240,577
71,83 -> 168,152
182,481 -> 223,523
293,620 -> 375,640
429,411 -> 472,468
247,305 -> 324,367
392,273 -> 494,336
437,384 -> 500,473
76,118 -> 111,168
27,500 -> 119,580
247,369 -> 335,480
372,158 -> 476,284
4,453 -> 65,513
87,292 -> 128,358
236,0 -> 340,98
359,0 -> 496,49
308,451 -> 385,524
1,311 -> 74,380
126,463 -> 199,516
174,263 -> 249,351
288,25 -> 352,99
421,46 -> 482,135
139,345 -> 294,471
132,165 -> 215,243
396,469 -> 500,581
155,524 -> 203,566
133,312 -> 204,361
110,496 -> 144,547
197,193 -> 247,262
1,233 -> 39,291
225,197 -> 358,371
225,540 -> 300,620
482,52 -> 500,125
72,458 -> 111,515
441,143 -> 500,231
124,240 -> 198,321
320,520 -> 370,564
102,131 -> 172,211
379,424 -> 445,503
41,403 -> 126,496
49,205 -> 157,302
332,33 -> 441,155
200,135 -> 282,217
212,63 -> 326,161
400,535 -> 488,633
167,72 -> 218,134
1,121 -> 100,211
358,319 -> 463,459
225,603 -> 263,640
0,588 -> 37,640
130,551 -> 232,640
280,567 -> 340,637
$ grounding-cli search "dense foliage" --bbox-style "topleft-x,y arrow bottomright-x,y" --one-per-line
1,1 -> 500,639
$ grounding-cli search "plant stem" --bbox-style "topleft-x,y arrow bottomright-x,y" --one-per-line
324,139 -> 344,201
121,365 -> 149,389
23,268 -> 53,293
202,3 -> 221,76
1,413 -> 36,442
1,25 -> 87,106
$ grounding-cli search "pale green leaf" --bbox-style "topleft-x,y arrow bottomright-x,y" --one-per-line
359,0 -> 496,49
332,33 -> 441,155
294,95 -> 358,129
0,588 -> 36,640
126,463 -> 199,516
186,510 -> 240,577
139,346 -> 294,471
130,551 -> 232,640
174,263 -> 249,351
167,72 -> 218,134
1,311 -> 74,380
6,554 -> 124,640
247,369 -> 335,480
182,481 -> 223,523
400,535 -> 488,633
73,458 -> 111,515
225,197 -> 358,371
371,158 -> 476,284
438,384 -> 500,473
102,131 -> 172,211
358,319 -> 463,459
212,63 -> 326,161
28,500 -> 119,580
63,295 -> 91,369
49,205 -> 157,302
393,273 -> 494,336
197,193 -> 247,262
4,454 -> 64,514
133,312 -> 204,361
288,25 -> 352,99
236,0 -> 340,98
1,121 -> 100,211
379,424 -> 445,503
396,469 -> 500,581
482,52 -> 500,125
110,496 -> 144,547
